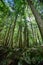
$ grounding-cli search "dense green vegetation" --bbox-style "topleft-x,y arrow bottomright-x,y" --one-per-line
0,0 -> 43,65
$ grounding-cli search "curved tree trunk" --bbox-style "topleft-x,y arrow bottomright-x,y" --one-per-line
27,0 -> 43,40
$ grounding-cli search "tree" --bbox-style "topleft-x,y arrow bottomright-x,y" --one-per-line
27,0 -> 43,39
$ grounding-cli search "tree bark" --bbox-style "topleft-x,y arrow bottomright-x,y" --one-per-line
27,0 -> 43,39
24,20 -> 29,48
19,24 -> 22,48
26,27 -> 29,47
24,23 -> 27,47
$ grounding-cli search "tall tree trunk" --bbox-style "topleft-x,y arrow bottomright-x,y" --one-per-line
15,27 -> 19,47
4,14 -> 18,47
24,23 -> 27,48
19,23 -> 22,48
4,21 -> 12,46
9,15 -> 18,48
24,21 -> 29,48
27,0 -> 43,39
26,27 -> 29,47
